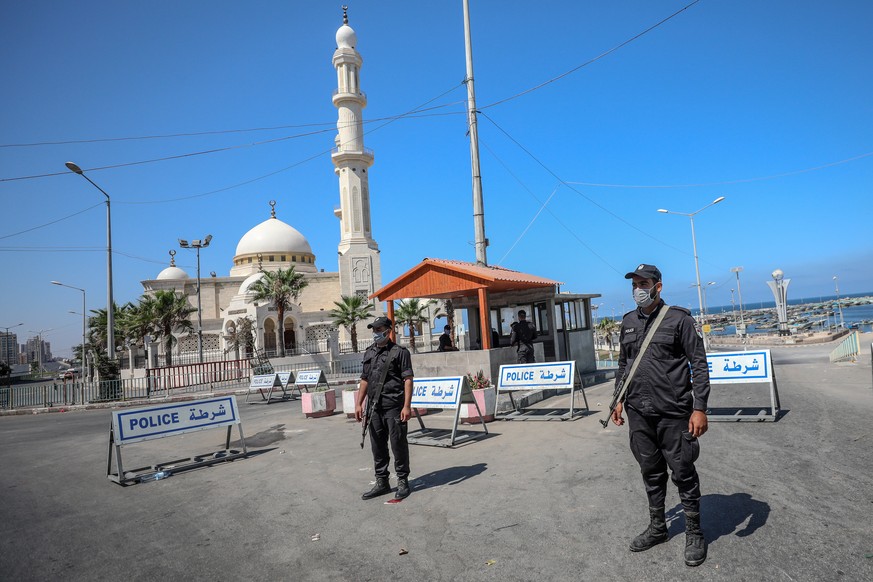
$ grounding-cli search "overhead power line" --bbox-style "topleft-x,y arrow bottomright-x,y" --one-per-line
481,0 -> 702,110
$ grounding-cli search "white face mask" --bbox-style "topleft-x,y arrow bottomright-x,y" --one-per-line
373,331 -> 388,344
633,286 -> 657,308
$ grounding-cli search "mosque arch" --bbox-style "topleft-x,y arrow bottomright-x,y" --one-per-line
263,318 -> 277,355
282,316 -> 297,353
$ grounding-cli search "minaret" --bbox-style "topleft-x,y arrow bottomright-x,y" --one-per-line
332,6 -> 381,304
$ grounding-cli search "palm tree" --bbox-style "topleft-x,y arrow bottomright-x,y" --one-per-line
247,267 -> 308,357
121,296 -> 156,349
330,295 -> 373,353
224,316 -> 256,360
596,317 -> 620,354
86,304 -> 125,354
394,298 -> 437,353
149,290 -> 195,367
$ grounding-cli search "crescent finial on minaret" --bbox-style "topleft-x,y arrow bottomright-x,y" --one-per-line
168,249 -> 177,266
269,199 -> 277,218
342,5 -> 348,25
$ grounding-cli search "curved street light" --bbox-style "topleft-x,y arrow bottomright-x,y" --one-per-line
65,162 -> 115,359
52,281 -> 87,373
658,196 -> 725,350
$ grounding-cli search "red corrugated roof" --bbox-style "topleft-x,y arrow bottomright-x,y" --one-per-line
371,257 -> 562,301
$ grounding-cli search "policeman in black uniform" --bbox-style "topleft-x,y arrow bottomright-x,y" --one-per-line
509,309 -> 537,363
611,264 -> 710,567
355,316 -> 415,500
437,325 -> 458,352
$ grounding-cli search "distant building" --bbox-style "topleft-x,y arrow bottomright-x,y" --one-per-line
0,332 -> 18,365
23,337 -> 51,364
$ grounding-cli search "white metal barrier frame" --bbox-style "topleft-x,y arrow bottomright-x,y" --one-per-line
406,376 -> 488,448
245,372 -> 300,404
107,395 -> 248,485
294,369 -> 330,393
494,361 -> 590,421
705,349 -> 781,422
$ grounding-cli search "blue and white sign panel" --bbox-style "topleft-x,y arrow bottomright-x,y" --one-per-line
296,369 -> 325,387
112,396 -> 240,445
411,376 -> 465,409
498,361 -> 576,391
249,373 -> 279,392
707,350 -> 772,383
277,371 -> 295,387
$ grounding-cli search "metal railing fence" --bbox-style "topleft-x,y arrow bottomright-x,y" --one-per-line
830,330 -> 861,363
1,358 -> 364,411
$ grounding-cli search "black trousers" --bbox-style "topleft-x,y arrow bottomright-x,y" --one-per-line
369,405 -> 410,479
517,344 -> 535,363
626,406 -> 701,513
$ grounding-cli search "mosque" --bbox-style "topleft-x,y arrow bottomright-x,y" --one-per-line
141,10 -> 384,360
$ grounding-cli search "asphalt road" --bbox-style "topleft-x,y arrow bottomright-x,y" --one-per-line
1,337 -> 872,581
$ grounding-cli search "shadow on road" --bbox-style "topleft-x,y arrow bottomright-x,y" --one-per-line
413,463 -> 488,491
665,492 -> 771,542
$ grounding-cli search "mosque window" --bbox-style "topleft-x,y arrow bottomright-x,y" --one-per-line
247,258 -> 252,264
281,255 -> 286,262
292,256 -> 296,262
269,256 -> 274,262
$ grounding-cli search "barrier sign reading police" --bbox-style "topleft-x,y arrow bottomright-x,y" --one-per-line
249,374 -> 279,391
706,350 -> 771,383
112,396 -> 240,445
498,361 -> 576,391
277,371 -> 294,387
296,370 -> 324,386
411,376 -> 464,409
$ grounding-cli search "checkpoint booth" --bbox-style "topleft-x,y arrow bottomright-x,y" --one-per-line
705,349 -> 781,421
495,360 -> 590,420
406,376 -> 489,447
108,395 -> 248,485
246,372 -> 298,404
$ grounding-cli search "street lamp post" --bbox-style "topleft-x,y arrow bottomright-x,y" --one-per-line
65,162 -> 115,360
1,322 -> 23,366
179,235 -> 213,363
833,276 -> 845,329
658,196 -> 725,350
731,266 -> 746,336
51,281 -> 86,374
730,289 -> 736,325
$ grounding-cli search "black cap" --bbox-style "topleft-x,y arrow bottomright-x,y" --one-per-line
367,316 -> 392,329
518,309 -> 527,316
624,263 -> 662,282
444,325 -> 451,331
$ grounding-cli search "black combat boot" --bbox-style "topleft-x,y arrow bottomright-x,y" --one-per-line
629,506 -> 669,552
361,477 -> 391,500
395,477 -> 410,500
684,511 -> 707,566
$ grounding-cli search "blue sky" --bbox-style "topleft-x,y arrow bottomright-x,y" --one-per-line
2,1 -> 871,356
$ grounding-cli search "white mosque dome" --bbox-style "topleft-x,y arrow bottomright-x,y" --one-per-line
239,272 -> 264,295
336,24 -> 356,49
235,217 -> 313,257
156,266 -> 189,280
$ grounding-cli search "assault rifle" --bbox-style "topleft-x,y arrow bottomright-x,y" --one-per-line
360,346 -> 399,448
599,372 -> 629,428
